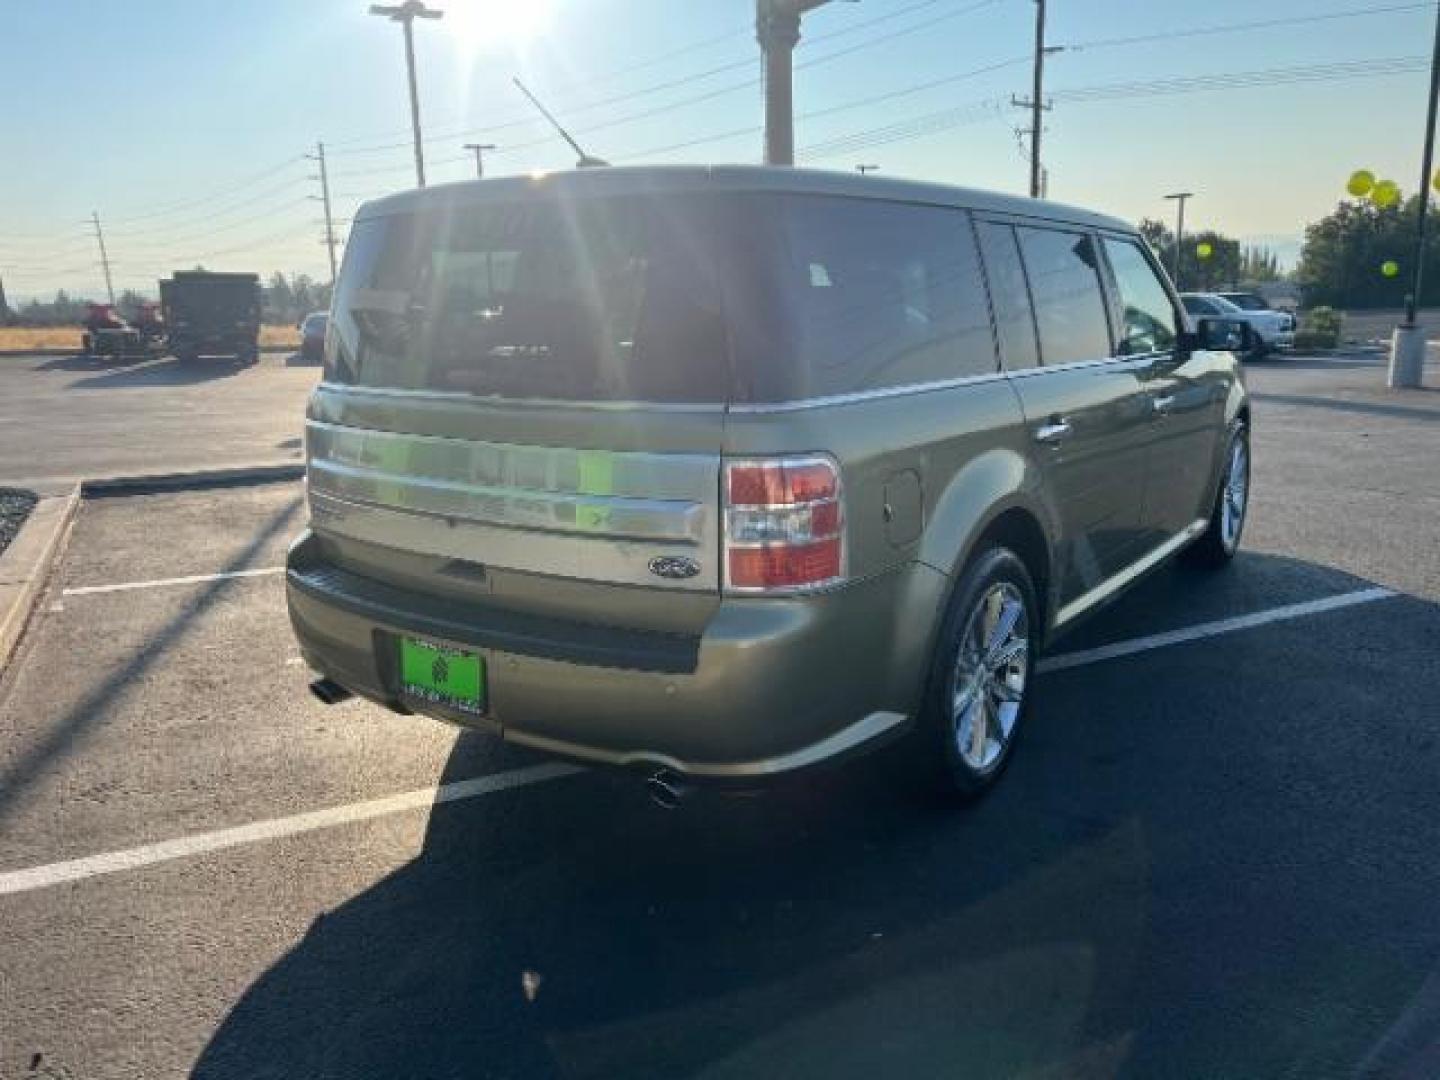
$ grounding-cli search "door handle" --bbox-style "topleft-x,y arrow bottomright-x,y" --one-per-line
1034,419 -> 1073,445
1152,394 -> 1176,415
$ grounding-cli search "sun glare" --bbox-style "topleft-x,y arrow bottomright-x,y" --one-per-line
446,0 -> 555,51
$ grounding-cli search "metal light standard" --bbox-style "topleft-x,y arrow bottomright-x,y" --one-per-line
1389,0 -> 1440,388
756,0 -> 835,166
1164,192 -> 1193,289
369,1 -> 444,188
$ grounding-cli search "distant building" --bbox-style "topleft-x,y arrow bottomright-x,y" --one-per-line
1257,282 -> 1302,311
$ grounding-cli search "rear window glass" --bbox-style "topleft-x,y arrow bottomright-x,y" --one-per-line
329,195 -> 730,402
1015,226 -> 1113,365
329,191 -> 1000,404
767,197 -> 996,397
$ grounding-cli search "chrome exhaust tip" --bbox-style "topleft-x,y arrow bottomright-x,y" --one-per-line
309,678 -> 353,706
645,768 -> 690,810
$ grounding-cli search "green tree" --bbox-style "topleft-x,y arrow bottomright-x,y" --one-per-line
1296,196 -> 1429,309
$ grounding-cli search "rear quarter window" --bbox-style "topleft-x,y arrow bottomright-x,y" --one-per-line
758,197 -> 997,399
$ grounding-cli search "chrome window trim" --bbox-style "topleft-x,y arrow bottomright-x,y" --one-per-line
314,382 -> 726,414
1003,354 -> 1157,380
725,371 -> 1005,414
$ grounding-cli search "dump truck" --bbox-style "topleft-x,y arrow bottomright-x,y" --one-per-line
159,271 -> 261,365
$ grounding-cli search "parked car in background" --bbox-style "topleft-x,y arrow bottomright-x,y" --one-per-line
1183,292 -> 1294,356
289,166 -> 1252,803
299,311 -> 328,363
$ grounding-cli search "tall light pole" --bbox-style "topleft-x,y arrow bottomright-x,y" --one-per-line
1164,192 -> 1194,289
756,0 -> 834,166
463,142 -> 497,178
1390,0 -> 1440,388
369,1 -> 444,188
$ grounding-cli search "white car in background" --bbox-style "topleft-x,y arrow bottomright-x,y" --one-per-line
1181,292 -> 1295,356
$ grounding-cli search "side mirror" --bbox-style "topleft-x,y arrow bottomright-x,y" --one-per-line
1185,317 -> 1251,353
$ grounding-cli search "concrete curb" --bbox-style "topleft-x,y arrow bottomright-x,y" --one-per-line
82,463 -> 304,498
0,462 -> 305,670
0,485 -> 81,674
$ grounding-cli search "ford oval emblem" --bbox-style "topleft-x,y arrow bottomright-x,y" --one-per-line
648,555 -> 701,580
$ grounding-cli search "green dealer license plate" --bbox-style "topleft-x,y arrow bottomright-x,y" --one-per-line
399,637 -> 486,716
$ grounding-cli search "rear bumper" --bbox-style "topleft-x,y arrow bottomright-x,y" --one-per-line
286,530 -> 947,779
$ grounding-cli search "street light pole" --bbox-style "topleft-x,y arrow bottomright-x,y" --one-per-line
1164,192 -> 1193,289
463,142 -> 497,178
1389,0 -> 1440,387
1406,0 -> 1440,326
369,2 -> 444,189
756,0 -> 833,166
855,164 -> 878,174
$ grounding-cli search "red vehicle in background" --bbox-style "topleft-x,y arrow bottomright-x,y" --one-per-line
80,302 -> 143,360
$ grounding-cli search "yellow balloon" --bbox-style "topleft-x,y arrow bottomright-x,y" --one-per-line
1382,260 -> 1400,278
1348,169 -> 1376,197
1196,242 -> 1213,259
1372,180 -> 1400,208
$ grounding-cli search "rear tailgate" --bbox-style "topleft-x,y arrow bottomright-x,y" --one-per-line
306,389 -> 722,635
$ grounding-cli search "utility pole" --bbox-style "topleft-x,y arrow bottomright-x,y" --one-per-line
855,163 -> 878,174
307,141 -> 339,288
756,0 -> 833,166
369,1 -> 444,188
90,211 -> 115,306
1390,0 -> 1440,388
1164,192 -> 1193,289
1011,0 -> 1059,198
463,142 -> 497,178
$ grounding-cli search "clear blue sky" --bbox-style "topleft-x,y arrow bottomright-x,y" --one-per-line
1,0 -> 1434,300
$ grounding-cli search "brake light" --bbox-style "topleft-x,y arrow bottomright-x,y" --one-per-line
724,456 -> 845,591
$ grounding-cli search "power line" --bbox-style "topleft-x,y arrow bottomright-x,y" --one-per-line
329,0 -> 989,158
1068,1 -> 1431,53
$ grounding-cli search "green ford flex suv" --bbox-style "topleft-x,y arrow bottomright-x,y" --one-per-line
287,166 -> 1251,798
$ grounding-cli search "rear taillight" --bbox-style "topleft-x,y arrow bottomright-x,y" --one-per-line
724,455 -> 845,591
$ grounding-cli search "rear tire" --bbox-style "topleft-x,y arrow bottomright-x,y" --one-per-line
1188,423 -> 1250,567
912,548 -> 1038,800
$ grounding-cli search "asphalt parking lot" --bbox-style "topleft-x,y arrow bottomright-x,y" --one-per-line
0,353 -> 318,491
2,351 -> 1439,1078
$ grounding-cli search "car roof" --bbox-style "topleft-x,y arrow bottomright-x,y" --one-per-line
354,165 -> 1133,234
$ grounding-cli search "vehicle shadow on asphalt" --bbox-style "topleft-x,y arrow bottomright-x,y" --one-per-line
62,356 -> 253,389
0,493 -> 305,822
193,553 -> 1440,1079
35,353 -> 151,373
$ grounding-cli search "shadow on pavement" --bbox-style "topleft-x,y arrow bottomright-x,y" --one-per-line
0,493 -> 304,821
193,553 -> 1440,1079
1250,391 -> 1440,423
36,352 -> 150,373
64,356 -> 251,389
284,351 -> 320,368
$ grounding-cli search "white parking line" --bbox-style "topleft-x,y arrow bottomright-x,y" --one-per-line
0,584 -> 1401,899
0,762 -> 583,898
62,566 -> 285,596
1038,586 -> 1396,673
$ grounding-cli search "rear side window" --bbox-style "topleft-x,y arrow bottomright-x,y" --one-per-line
1102,237 -> 1178,355
1015,226 -> 1113,365
976,221 -> 1039,371
329,195 -> 730,402
769,197 -> 996,397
